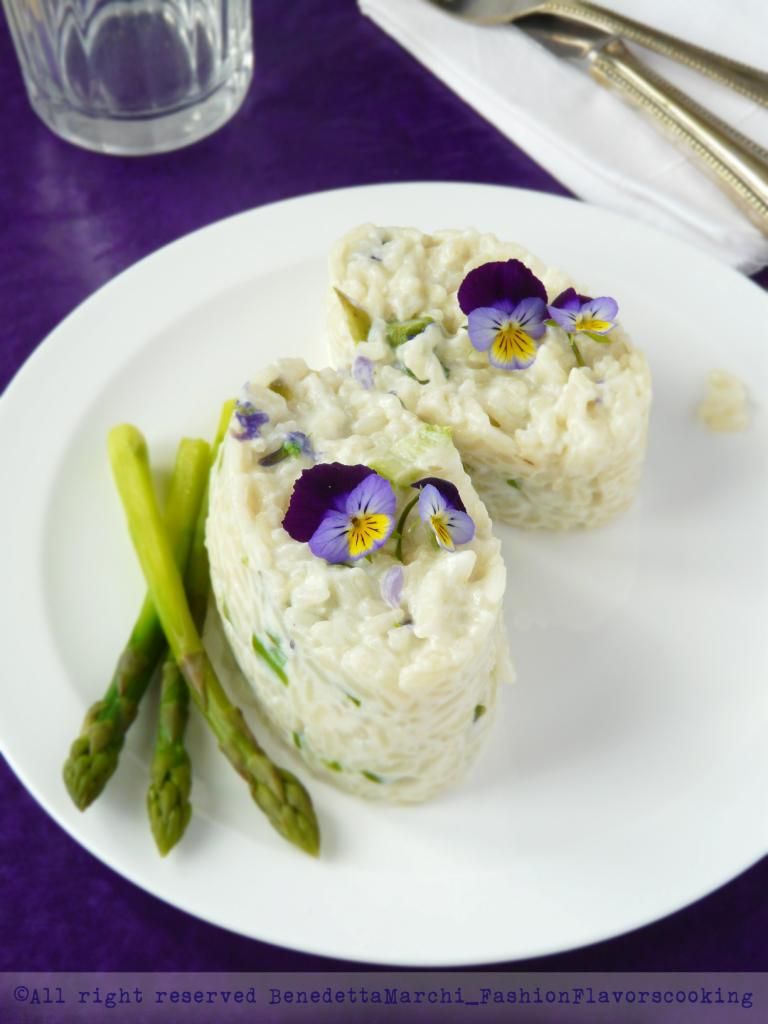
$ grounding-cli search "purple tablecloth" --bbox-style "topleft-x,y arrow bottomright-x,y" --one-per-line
1,0 -> 766,972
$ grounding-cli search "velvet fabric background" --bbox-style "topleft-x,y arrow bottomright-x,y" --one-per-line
1,0 -> 766,972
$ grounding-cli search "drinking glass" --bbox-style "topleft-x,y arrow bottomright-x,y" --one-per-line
2,0 -> 253,155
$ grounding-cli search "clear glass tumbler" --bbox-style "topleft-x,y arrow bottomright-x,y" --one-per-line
2,0 -> 253,155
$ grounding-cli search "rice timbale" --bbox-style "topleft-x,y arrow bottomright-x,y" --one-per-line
328,225 -> 652,530
206,359 -> 511,802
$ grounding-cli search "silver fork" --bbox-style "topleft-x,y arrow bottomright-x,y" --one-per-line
427,0 -> 768,108
424,0 -> 768,235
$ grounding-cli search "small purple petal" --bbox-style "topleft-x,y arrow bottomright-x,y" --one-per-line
582,296 -> 619,326
308,510 -> 354,564
345,472 -> 397,519
411,476 -> 466,512
548,304 -> 580,332
416,483 -> 447,523
380,565 -> 404,607
508,296 -> 548,340
551,287 -> 586,311
283,463 -> 374,542
443,509 -> 475,546
352,355 -> 375,390
285,431 -> 314,457
466,306 -> 505,352
458,259 -> 548,315
231,402 -> 269,441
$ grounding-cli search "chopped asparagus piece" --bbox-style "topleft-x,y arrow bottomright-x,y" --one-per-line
385,316 -> 434,348
251,635 -> 289,686
334,287 -> 371,343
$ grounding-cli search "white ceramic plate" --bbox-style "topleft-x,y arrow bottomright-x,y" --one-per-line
1,183 -> 767,966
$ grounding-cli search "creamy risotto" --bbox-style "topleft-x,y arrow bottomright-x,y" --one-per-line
697,370 -> 750,432
328,225 -> 652,530
206,359 -> 510,802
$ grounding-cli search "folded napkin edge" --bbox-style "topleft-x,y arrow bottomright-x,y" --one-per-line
361,1 -> 768,271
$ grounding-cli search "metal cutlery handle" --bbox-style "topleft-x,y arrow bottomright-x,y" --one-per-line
546,1 -> 768,108
589,38 -> 768,236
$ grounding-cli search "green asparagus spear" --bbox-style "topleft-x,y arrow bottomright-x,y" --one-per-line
63,438 -> 210,811
146,401 -> 234,855
146,657 -> 192,855
185,400 -> 235,628
110,423 -> 320,856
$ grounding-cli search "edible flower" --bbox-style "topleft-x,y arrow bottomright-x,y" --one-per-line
283,463 -> 396,564
231,400 -> 268,441
259,431 -> 314,467
352,355 -> 375,390
548,288 -> 618,366
380,565 -> 404,607
458,260 -> 548,371
412,477 -> 475,551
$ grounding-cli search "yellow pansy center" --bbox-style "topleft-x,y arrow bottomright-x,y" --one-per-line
575,315 -> 611,333
348,513 -> 390,557
492,324 -> 537,366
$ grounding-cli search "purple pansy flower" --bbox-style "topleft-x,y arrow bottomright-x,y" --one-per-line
283,463 -> 372,542
283,463 -> 396,564
548,288 -> 618,338
412,477 -> 475,552
259,431 -> 314,467
352,355 -> 375,390
458,260 -> 549,371
380,565 -> 404,607
231,400 -> 269,441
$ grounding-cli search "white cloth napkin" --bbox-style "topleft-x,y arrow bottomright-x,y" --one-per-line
359,0 -> 768,272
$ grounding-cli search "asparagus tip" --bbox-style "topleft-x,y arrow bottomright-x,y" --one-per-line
62,730 -> 121,811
